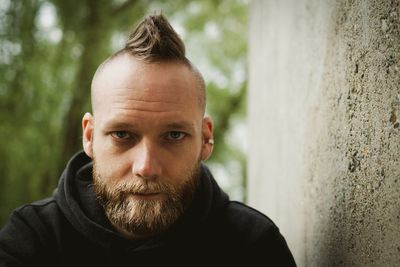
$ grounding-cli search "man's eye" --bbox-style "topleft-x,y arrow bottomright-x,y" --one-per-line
166,131 -> 186,141
111,131 -> 130,139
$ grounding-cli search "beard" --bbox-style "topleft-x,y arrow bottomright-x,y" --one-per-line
92,159 -> 201,239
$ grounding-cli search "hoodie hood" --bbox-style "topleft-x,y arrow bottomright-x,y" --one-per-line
54,151 -> 229,252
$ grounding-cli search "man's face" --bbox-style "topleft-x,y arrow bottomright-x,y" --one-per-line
82,54 -> 213,239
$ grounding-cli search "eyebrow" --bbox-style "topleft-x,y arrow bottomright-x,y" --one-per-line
102,121 -> 196,131
164,121 -> 196,131
103,121 -> 134,130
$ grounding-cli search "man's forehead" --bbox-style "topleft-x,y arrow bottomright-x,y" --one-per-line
91,54 -> 142,90
102,87 -> 184,104
93,56 -> 195,98
92,54 -> 192,89
90,53 -> 205,117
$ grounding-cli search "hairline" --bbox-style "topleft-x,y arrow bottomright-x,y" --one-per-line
91,51 -> 206,115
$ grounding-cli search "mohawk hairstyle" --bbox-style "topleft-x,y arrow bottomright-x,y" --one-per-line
123,13 -> 187,62
93,13 -> 206,114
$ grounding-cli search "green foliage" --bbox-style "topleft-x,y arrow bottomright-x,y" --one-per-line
0,0 -> 248,226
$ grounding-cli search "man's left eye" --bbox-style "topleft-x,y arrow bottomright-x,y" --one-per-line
166,131 -> 186,141
111,131 -> 130,139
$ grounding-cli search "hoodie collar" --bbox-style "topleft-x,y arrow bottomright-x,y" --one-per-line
55,151 -> 229,251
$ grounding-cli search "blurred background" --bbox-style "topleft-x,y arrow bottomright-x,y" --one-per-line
0,0 -> 249,227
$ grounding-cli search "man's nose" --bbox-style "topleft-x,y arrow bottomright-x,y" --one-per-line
131,140 -> 162,180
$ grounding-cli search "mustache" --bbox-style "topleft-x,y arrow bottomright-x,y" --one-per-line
111,179 -> 176,195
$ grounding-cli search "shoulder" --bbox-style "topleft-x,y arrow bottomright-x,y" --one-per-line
0,198 -> 65,265
17,197 -> 58,212
218,200 -> 278,235
226,201 -> 276,224
9,197 -> 72,245
209,200 -> 283,248
13,197 -> 63,224
1,198 -> 66,242
207,201 -> 297,265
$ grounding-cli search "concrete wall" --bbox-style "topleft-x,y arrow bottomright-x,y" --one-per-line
247,0 -> 400,266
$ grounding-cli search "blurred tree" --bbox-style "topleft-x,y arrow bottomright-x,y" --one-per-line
0,0 -> 248,226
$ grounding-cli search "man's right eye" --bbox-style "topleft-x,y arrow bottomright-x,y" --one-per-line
110,131 -> 130,140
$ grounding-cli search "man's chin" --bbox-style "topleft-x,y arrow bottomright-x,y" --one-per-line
107,197 -> 181,239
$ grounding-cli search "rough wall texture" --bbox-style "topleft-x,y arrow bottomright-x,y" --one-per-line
248,1 -> 400,266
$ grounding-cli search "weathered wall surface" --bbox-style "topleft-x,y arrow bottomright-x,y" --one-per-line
247,0 -> 400,266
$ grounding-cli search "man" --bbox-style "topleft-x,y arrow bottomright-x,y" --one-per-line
0,14 -> 296,266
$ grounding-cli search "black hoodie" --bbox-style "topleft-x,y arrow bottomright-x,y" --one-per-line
0,152 -> 296,266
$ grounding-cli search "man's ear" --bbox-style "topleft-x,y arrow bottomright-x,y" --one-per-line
82,112 -> 94,158
201,116 -> 214,161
